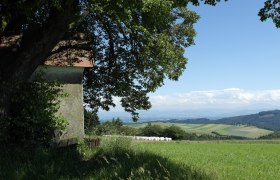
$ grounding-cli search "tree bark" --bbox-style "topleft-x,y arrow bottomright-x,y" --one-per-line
0,83 -> 11,119
0,0 -> 80,118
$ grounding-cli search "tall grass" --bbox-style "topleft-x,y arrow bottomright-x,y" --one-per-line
0,138 -> 213,179
94,137 -> 215,179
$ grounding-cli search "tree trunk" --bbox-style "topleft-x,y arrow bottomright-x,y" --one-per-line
0,0 -> 80,118
0,84 -> 11,119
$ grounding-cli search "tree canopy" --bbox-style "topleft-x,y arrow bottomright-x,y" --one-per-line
0,0 -> 278,121
259,0 -> 280,28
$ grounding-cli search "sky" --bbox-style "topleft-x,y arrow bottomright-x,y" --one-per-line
99,0 -> 280,121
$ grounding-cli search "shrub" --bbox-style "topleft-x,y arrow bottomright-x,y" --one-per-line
84,109 -> 100,134
91,118 -> 138,136
163,125 -> 185,140
0,75 -> 68,146
138,123 -> 164,137
259,132 -> 280,139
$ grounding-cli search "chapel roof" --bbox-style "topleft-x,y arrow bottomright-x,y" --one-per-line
44,33 -> 94,68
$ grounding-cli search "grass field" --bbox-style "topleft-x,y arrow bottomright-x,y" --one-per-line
2,138 -> 280,179
0,138 -> 213,180
128,122 -> 273,138
133,140 -> 280,180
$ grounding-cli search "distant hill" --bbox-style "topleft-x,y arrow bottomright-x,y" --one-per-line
128,122 -> 273,138
167,110 -> 280,132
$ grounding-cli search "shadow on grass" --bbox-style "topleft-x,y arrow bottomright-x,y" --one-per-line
0,145 -> 213,180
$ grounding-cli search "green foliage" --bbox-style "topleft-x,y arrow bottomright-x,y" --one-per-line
183,132 -> 247,140
139,123 -> 164,137
0,75 -> 68,146
92,118 -> 138,136
259,0 -> 280,28
259,132 -> 280,139
84,109 -> 100,134
163,125 -> 185,140
82,0 -> 202,121
138,123 -> 185,139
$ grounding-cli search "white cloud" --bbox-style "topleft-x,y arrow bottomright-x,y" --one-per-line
99,88 -> 280,113
98,88 -> 280,120
149,88 -> 280,110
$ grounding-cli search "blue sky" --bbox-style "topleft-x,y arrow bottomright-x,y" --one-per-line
157,0 -> 280,94
99,0 -> 280,120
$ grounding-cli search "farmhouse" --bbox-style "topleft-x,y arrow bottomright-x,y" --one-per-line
32,33 -> 93,143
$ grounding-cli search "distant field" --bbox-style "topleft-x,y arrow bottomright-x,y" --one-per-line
127,122 -> 273,138
133,140 -> 280,180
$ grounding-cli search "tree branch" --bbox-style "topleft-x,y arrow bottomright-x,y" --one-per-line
8,0 -> 80,82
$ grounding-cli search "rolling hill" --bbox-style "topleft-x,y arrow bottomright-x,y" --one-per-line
167,110 -> 280,132
128,122 -> 273,138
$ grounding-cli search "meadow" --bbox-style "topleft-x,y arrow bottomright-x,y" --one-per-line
1,138 -> 280,179
128,122 -> 273,138
0,138 -> 211,180
133,140 -> 280,180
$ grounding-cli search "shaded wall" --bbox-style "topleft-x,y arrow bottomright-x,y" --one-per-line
34,66 -> 85,141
